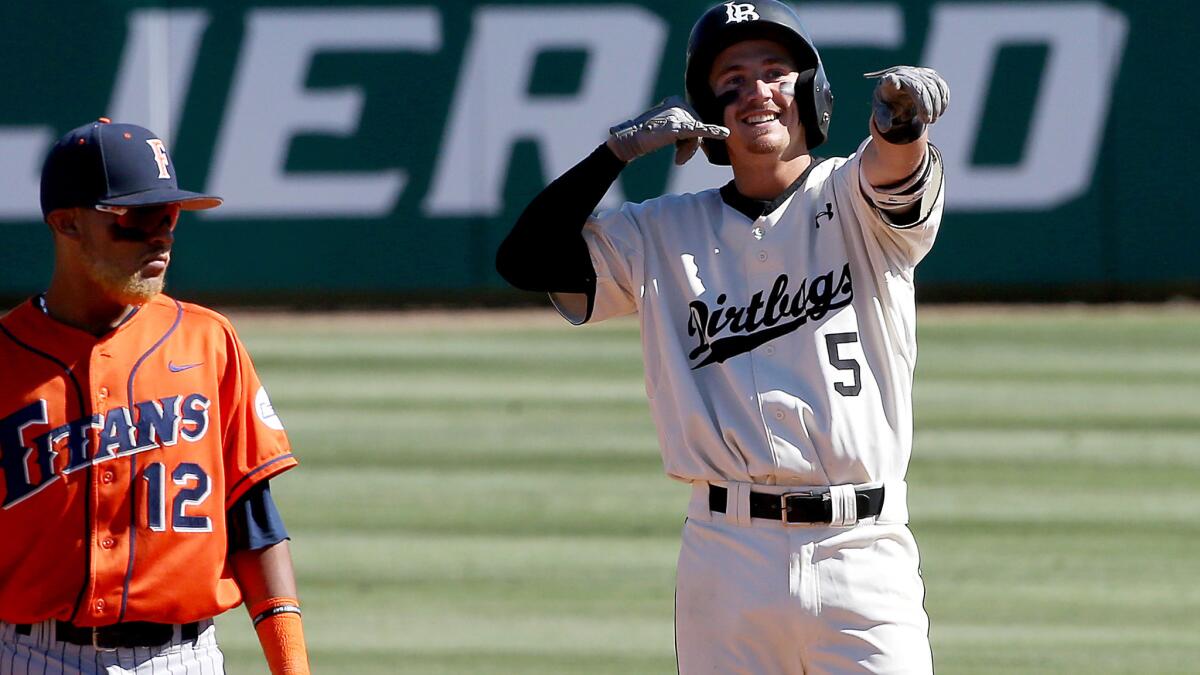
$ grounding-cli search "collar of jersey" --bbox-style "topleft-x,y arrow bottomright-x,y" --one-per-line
28,293 -> 145,340
719,156 -> 825,221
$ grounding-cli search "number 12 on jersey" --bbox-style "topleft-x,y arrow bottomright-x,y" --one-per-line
143,462 -> 213,532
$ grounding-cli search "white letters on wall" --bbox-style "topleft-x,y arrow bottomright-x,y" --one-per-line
424,6 -> 666,216
923,3 -> 1128,210
207,8 -> 440,218
0,2 -> 1132,221
108,9 -> 211,147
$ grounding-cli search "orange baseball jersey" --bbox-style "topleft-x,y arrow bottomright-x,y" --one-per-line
0,294 -> 296,626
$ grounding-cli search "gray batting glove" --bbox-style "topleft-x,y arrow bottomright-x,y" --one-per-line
864,66 -> 950,143
607,96 -> 730,165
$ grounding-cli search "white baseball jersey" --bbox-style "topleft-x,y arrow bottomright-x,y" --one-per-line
553,137 -> 944,489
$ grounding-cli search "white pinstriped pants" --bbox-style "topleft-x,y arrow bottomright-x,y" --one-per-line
0,621 -> 224,675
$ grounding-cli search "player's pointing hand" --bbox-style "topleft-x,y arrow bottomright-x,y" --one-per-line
607,96 -> 730,166
864,66 -> 950,143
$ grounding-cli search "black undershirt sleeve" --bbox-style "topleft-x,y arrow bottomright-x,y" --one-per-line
495,143 -> 627,294
227,481 -> 290,551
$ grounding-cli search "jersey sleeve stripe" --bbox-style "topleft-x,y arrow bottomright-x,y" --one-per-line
118,299 -> 184,622
0,319 -> 94,624
226,453 -> 297,503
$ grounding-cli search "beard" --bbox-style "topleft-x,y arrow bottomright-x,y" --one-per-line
746,135 -> 785,155
79,242 -> 165,305
728,122 -> 801,161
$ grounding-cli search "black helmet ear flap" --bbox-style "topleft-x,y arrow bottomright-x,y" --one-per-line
793,69 -> 815,91
792,68 -> 820,145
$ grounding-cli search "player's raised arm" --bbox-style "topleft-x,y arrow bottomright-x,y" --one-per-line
860,66 -> 949,184
494,98 -> 727,294
859,66 -> 950,222
606,96 -> 730,166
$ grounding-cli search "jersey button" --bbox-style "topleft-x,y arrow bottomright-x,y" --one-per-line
757,251 -> 768,262
101,471 -> 115,484
98,386 -> 109,398
764,345 -> 775,356
774,410 -> 785,420
101,537 -> 115,549
94,599 -> 106,612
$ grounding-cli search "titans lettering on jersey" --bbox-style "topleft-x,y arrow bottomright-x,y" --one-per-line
688,263 -> 853,369
0,393 -> 210,508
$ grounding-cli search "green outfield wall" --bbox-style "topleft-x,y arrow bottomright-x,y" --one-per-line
0,1 -> 1190,301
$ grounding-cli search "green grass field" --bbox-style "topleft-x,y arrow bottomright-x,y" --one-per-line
212,306 -> 1200,674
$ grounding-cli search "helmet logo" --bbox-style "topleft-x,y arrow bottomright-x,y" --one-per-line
724,2 -> 759,23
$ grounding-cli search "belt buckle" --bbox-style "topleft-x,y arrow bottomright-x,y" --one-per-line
91,627 -> 118,652
779,491 -> 820,526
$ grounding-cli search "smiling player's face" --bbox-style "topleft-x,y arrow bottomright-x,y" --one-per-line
709,40 -> 805,163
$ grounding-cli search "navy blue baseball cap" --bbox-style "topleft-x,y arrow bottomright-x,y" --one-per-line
40,118 -> 222,219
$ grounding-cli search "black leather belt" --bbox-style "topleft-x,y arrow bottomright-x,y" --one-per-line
15,620 -> 199,649
709,484 -> 885,524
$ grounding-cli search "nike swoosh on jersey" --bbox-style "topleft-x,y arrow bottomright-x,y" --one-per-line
168,361 -> 203,373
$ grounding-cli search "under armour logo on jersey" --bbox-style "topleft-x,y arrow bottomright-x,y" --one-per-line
687,263 -> 854,369
145,138 -> 172,179
815,203 -> 834,228
724,2 -> 759,23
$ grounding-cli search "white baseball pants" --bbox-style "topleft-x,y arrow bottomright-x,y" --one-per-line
0,620 -> 224,675
675,481 -> 933,674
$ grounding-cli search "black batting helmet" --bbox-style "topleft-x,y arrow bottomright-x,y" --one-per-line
685,0 -> 833,164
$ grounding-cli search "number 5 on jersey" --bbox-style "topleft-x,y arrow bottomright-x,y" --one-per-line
825,332 -> 862,396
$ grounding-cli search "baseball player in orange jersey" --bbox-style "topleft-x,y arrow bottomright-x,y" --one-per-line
0,119 -> 310,674
499,1 -> 949,671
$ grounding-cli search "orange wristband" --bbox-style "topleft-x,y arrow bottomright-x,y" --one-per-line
249,597 -> 310,675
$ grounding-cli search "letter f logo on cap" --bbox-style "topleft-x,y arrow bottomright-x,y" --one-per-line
145,139 -> 172,179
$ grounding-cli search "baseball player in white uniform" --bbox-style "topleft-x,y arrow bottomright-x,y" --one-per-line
497,1 -> 949,672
